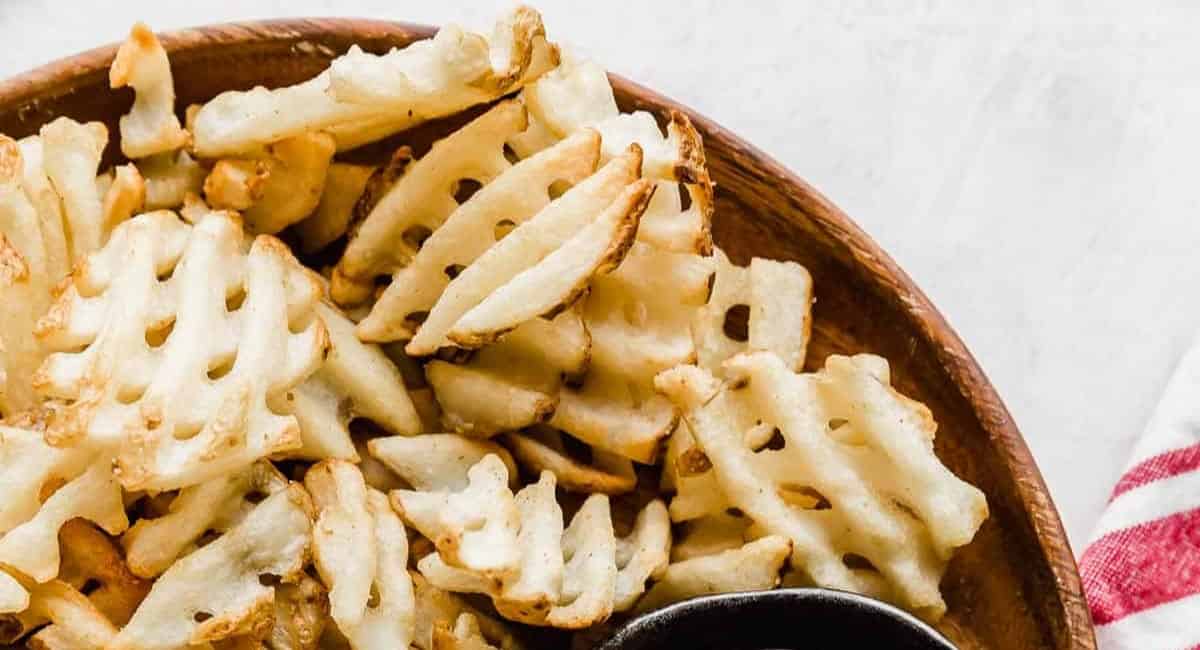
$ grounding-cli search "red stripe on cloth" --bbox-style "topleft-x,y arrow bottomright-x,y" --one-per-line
1111,442 -> 1200,500
1082,504 -> 1200,625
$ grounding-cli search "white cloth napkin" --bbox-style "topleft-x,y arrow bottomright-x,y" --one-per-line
1079,335 -> 1200,649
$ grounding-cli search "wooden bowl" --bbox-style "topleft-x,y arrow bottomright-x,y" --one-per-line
0,19 -> 1096,649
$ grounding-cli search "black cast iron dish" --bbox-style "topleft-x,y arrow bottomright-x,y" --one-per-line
598,589 -> 957,649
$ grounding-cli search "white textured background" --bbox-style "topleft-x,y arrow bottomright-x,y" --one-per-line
4,0 -> 1198,549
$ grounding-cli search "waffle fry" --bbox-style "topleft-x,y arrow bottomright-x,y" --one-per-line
294,163 -> 376,254
407,145 -> 644,355
121,461 -> 288,578
550,243 -> 713,462
425,309 -> 588,436
332,100 -> 529,309
110,23 -> 188,159
136,149 -> 208,211
285,301 -> 422,462
354,128 -> 600,340
203,159 -> 267,210
694,248 -> 813,375
634,536 -> 791,614
20,580 -> 118,650
110,485 -> 313,649
655,353 -> 988,618
411,455 -> 667,628
57,520 -> 150,626
432,613 -> 500,650
34,209 -> 327,491
98,164 -> 146,233
192,8 -> 556,157
15,137 -> 70,283
40,118 -> 108,260
268,574 -> 328,650
502,427 -> 636,495
412,574 -> 522,650
0,462 -> 128,582
369,434 -> 517,492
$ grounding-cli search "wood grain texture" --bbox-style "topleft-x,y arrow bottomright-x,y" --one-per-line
0,18 -> 1096,649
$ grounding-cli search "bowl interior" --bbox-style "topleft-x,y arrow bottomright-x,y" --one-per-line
0,18 -> 1094,649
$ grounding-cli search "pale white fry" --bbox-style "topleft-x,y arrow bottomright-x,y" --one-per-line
333,100 -> 527,309
694,247 -> 812,374
656,354 -> 988,619
425,309 -> 587,436
328,6 -> 556,109
545,494 -> 616,629
613,500 -> 671,611
109,485 -> 313,649
496,471 -> 563,623
193,7 -> 555,158
121,459 -> 288,579
670,512 -> 753,562
446,178 -> 651,348
137,149 -> 208,210
341,489 -> 417,650
425,358 -> 556,436
0,136 -> 56,414
391,454 -> 520,576
16,136 -> 71,283
33,209 -> 326,490
305,460 -> 375,630
360,129 -> 600,342
110,22 -> 188,158
634,536 -> 792,614
502,428 -> 636,495
551,243 -> 713,462
406,145 -> 643,356
0,462 -> 128,582
39,118 -> 108,260
0,423 -> 94,535
22,580 -> 118,650
294,163 -> 376,254
369,434 -> 517,492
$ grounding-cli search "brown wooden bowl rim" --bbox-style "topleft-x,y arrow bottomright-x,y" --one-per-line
0,16 -> 1094,646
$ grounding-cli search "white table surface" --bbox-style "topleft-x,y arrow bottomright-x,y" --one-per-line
5,0 -> 1197,550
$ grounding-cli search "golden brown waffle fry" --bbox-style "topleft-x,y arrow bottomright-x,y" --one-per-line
110,485 -> 313,649
432,613 -> 500,650
634,536 -> 791,614
267,574 -> 328,650
655,353 -> 988,619
204,159 -> 267,210
110,23 -> 188,159
21,580 -> 119,650
35,209 -> 327,491
294,163 -> 376,254
57,520 -> 150,626
122,461 -> 288,578
192,8 -> 556,157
